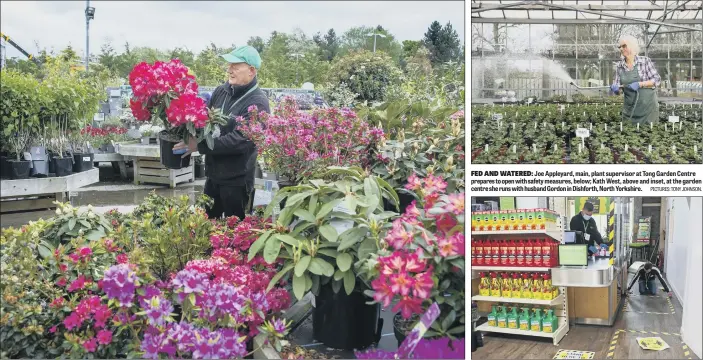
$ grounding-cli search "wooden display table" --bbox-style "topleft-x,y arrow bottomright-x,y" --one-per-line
0,168 -> 99,214
118,144 -> 198,188
93,152 -> 128,180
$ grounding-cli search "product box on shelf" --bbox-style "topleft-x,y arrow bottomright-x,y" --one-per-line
525,209 -> 536,230
508,209 -> 519,230
481,212 -> 491,231
488,210 -> 500,231
472,211 -> 480,231
499,211 -> 510,230
517,209 -> 527,230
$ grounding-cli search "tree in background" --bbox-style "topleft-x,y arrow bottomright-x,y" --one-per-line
313,28 -> 340,62
247,36 -> 266,54
326,49 -> 401,103
423,21 -> 462,65
340,25 -> 403,62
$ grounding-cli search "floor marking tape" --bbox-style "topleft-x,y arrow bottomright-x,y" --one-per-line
606,352 -> 614,358
609,345 -> 616,351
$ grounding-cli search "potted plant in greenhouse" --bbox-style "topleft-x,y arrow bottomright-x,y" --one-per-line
69,129 -> 94,173
0,70 -> 41,180
194,155 -> 205,179
128,60 -> 227,169
47,115 -> 74,177
365,174 -> 465,346
248,166 -> 400,350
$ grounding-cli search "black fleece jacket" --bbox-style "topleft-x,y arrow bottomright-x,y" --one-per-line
197,77 -> 270,187
627,266 -> 670,293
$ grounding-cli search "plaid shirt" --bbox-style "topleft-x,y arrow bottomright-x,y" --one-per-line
614,55 -> 661,87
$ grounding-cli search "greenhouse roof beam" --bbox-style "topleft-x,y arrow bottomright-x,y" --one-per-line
545,2 -> 702,31
471,17 -> 702,25
471,2 -> 702,12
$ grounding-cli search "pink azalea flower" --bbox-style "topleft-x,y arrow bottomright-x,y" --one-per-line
49,326 -> 57,333
438,237 -> 459,258
67,275 -> 87,292
412,272 -> 434,300
393,296 -> 424,319
79,247 -> 92,258
116,253 -> 129,264
97,330 -> 113,345
389,273 -> 414,296
59,263 -> 68,272
371,277 -> 394,308
83,337 -> 98,353
444,193 -> 465,216
56,277 -> 67,287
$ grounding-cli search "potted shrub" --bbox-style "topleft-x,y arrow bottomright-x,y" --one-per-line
28,128 -> 50,178
249,166 -> 399,350
0,70 -> 41,180
240,98 -> 384,207
69,128 -> 94,173
138,124 -> 161,145
47,115 -> 74,177
127,60 -> 226,169
194,155 -> 205,179
366,174 -> 465,346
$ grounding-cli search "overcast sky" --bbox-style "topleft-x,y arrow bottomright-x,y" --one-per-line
1,1 -> 465,59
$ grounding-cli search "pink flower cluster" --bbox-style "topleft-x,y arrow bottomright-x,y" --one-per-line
141,321 -> 249,359
128,59 -> 206,129
102,264 -> 139,307
371,175 -> 465,319
239,97 -> 385,182
63,295 -> 113,332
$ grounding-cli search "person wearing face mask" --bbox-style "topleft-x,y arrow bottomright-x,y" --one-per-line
609,35 -> 661,124
569,202 -> 608,255
626,262 -> 672,297
173,45 -> 270,220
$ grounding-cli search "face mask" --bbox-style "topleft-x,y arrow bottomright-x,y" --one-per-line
583,214 -> 592,221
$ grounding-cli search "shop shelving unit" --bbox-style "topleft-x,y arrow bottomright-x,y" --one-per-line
471,216 -> 569,345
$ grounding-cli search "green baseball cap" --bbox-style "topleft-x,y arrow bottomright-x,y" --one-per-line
221,45 -> 262,69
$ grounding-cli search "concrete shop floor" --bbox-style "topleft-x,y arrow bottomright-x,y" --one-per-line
471,275 -> 699,360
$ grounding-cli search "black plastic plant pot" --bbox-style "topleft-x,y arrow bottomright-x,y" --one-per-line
72,153 -> 94,173
31,160 -> 49,178
8,160 -> 31,180
383,192 -> 416,214
0,156 -> 8,179
53,157 -> 73,177
312,283 -> 383,350
277,180 -> 296,209
195,163 -> 205,179
159,135 -> 191,169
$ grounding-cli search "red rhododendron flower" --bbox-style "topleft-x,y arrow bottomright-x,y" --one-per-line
49,326 -> 57,333
79,246 -> 92,258
59,263 -> 68,272
116,253 -> 129,264
68,275 -> 87,292
166,93 -> 208,128
392,296 -> 424,319
49,297 -> 64,308
371,277 -> 394,308
436,213 -> 458,234
56,277 -> 67,287
130,98 -> 151,121
412,272 -> 434,300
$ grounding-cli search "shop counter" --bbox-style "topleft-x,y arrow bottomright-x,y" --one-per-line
552,258 -> 628,326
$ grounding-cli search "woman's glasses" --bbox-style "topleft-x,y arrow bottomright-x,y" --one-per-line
617,44 -> 628,50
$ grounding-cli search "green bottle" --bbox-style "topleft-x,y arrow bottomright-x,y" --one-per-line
487,305 -> 498,327
497,305 -> 508,328
519,307 -> 530,331
530,308 -> 542,332
507,307 -> 519,329
542,309 -> 558,333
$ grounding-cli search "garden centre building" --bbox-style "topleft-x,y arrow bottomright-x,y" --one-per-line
470,196 -> 702,360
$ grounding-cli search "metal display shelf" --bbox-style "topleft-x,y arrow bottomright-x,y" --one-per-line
476,320 -> 569,345
471,265 -> 552,272
472,221 -> 563,239
473,211 -> 569,345
472,294 -> 563,306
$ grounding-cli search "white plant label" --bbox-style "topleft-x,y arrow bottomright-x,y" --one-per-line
665,123 -> 668,132
637,123 -> 640,130
532,144 -> 536,153
672,145 -> 676,151
485,144 -> 489,152
534,122 -> 537,129
253,190 -> 273,207
648,144 -> 652,153
527,97 -> 534,104
620,122 -> 623,132
695,145 -> 698,153
625,144 -> 629,152
604,123 -> 607,131
554,144 -> 557,152
512,145 -> 517,153
562,122 -> 565,130
543,121 -> 546,128
668,115 -> 679,123
560,105 -> 565,111
23,152 -> 32,161
512,122 -> 515,129
576,128 -> 590,138
650,123 -> 653,130
493,113 -> 503,121
601,143 -> 605,149
83,157 -> 91,162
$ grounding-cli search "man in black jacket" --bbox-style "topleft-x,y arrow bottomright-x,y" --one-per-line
627,262 -> 672,297
173,45 -> 270,220
569,201 -> 608,254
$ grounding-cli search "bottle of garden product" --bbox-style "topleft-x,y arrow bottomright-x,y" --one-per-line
516,239 -> 526,266
532,273 -> 543,300
542,238 -> 552,267
507,307 -> 519,329
501,272 -> 512,298
479,272 -> 490,296
521,272 -> 532,299
487,305 -> 498,327
533,239 -> 543,267
511,272 -> 521,298
530,308 -> 543,331
490,272 -> 501,297
542,273 -> 553,300
553,285 -> 559,299
542,309 -> 558,333
497,305 -> 508,328
519,307 -> 531,330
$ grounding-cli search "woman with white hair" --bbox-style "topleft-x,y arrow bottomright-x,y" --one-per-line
610,35 -> 662,123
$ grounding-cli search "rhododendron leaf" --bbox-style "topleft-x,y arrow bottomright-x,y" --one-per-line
86,229 -> 105,241
337,227 -> 367,251
309,179 -> 325,188
343,270 -> 356,295
315,198 -> 343,220
248,230 -> 273,261
311,274 -> 321,295
293,209 -> 315,223
316,248 -> 339,257
287,191 -> 315,208
357,238 -> 377,261
448,325 -> 465,335
334,269 -> 345,281
295,256 -> 312,277
319,225 -> 338,242
291,222 -> 315,237
276,234 -> 301,247
292,274 -> 305,300
278,206 -> 297,228
68,218 -> 76,231
267,263 -> 294,291
337,253 -> 353,272
308,258 -> 334,277
305,273 -> 313,291
205,133 -> 214,150
263,236 -> 282,264
375,178 -> 399,209
441,310 -> 457,331
331,279 -> 343,294
308,194 -> 319,214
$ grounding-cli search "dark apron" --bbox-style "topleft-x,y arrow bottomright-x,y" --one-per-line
620,63 -> 659,124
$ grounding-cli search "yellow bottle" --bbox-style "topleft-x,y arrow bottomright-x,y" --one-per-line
532,273 -> 543,300
501,272 -> 512,298
542,274 -> 553,300
479,272 -> 490,296
512,273 -> 522,299
490,272 -> 501,297
521,273 -> 532,299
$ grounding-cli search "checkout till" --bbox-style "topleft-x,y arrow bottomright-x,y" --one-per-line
553,230 -> 626,326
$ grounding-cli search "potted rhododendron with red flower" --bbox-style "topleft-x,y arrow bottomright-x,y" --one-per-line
240,97 -> 385,186
128,59 -> 227,169
366,174 -> 465,345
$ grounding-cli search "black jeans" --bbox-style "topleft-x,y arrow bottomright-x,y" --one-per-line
203,179 -> 252,220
